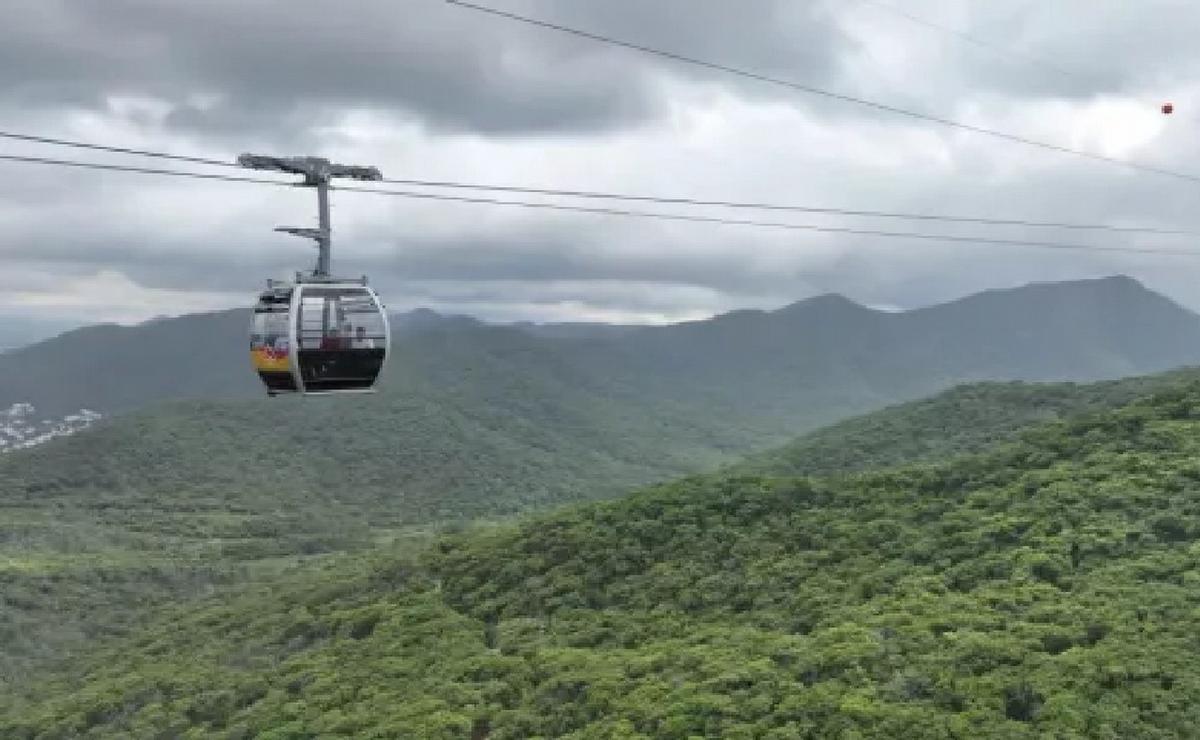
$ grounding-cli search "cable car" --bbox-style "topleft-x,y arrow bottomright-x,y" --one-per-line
238,152 -> 389,396
251,278 -> 389,395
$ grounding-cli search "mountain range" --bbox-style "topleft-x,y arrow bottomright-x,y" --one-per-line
3,275 -> 1199,425
4,276 -> 1199,531
7,272 -> 1200,710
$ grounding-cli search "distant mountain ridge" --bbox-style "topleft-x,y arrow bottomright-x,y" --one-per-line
2,276 -> 1198,423
552,276 -> 1200,431
0,317 -> 78,355
2,275 -> 1199,539
509,320 -> 639,340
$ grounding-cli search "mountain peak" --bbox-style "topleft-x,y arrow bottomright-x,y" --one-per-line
1092,274 -> 1142,287
405,307 -> 442,320
911,275 -> 1186,316
774,293 -> 873,316
1084,274 -> 1179,301
986,275 -> 1154,300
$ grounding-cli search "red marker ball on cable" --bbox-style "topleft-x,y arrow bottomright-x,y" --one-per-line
1162,102 -> 1174,115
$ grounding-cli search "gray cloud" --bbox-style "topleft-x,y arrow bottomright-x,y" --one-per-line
2,0 -> 1200,335
0,0 -> 846,138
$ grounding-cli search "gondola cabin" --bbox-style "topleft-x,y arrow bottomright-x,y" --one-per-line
250,279 -> 389,395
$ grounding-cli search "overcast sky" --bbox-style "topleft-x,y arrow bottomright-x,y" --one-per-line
3,0 -> 1200,341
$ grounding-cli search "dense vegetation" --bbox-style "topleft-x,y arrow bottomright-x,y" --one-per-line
9,378 -> 1200,737
735,370 -> 1197,478
4,276 -> 1198,725
4,368 -> 1194,693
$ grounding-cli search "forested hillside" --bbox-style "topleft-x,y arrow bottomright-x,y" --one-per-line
0,322 -> 747,691
2,367 -> 1196,698
0,322 -> 771,527
4,276 -> 1198,530
734,370 -> 1198,478
0,309 -> 256,417
9,378 -> 1200,737
3,276 -> 1199,727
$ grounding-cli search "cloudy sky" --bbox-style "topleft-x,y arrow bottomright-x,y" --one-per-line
3,0 -> 1200,343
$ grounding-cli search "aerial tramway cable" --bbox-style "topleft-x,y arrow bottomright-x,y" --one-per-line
1,130 -> 1192,237
2,151 -> 1198,259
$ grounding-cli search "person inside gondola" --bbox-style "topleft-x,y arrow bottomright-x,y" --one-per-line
353,325 -> 375,349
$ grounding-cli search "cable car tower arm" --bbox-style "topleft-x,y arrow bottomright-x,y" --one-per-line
236,154 -> 382,278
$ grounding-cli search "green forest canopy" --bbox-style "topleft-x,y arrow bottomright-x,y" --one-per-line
8,375 -> 1200,737
2,371 -> 1192,694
